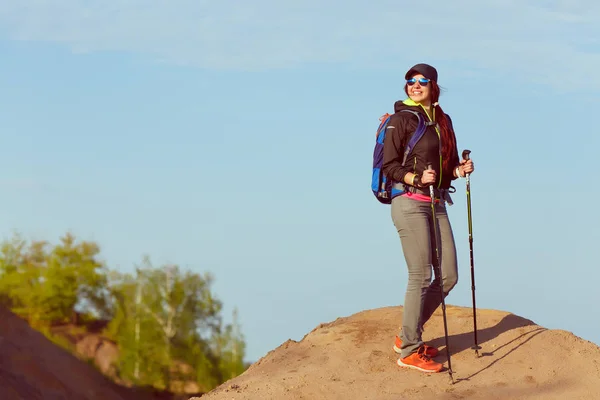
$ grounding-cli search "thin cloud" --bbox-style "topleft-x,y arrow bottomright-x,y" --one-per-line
0,178 -> 51,192
0,0 -> 598,89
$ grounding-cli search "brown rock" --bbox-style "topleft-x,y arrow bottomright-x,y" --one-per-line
75,334 -> 119,377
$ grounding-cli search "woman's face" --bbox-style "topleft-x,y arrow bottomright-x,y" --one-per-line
406,73 -> 432,106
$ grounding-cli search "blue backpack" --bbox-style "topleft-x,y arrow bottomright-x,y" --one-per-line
371,110 -> 433,204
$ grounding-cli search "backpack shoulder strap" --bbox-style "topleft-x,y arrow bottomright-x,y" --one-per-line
398,109 -> 432,166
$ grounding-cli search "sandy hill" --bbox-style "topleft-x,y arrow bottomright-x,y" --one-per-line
0,307 -> 165,400
199,305 -> 600,400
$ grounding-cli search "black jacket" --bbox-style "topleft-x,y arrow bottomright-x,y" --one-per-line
382,98 -> 459,190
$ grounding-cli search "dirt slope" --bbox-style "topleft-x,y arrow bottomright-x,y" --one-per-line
200,305 -> 600,400
0,307 -> 156,400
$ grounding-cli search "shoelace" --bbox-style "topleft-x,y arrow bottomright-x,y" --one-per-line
416,347 -> 433,361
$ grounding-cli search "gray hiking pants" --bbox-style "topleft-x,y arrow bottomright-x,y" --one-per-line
391,195 -> 458,359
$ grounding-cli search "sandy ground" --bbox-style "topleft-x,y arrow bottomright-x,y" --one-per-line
200,305 -> 600,400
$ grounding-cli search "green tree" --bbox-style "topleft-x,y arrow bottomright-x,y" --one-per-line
214,308 -> 247,381
0,234 -> 47,325
39,233 -> 111,324
0,232 -> 111,325
107,257 -> 226,391
106,267 -> 168,386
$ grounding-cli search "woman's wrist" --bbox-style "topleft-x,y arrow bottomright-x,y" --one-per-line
412,174 -> 421,187
455,166 -> 464,178
404,172 -> 420,187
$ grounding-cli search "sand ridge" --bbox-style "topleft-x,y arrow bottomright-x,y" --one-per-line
200,305 -> 600,400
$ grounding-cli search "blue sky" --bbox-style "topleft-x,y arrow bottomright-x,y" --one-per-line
1,1 -> 599,363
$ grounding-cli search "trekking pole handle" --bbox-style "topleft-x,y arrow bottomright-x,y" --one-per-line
426,163 -> 435,196
462,149 -> 471,181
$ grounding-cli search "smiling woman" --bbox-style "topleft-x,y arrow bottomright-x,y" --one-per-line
380,62 -> 475,374
403,65 -> 456,175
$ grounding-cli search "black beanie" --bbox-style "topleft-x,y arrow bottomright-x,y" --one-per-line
405,63 -> 438,82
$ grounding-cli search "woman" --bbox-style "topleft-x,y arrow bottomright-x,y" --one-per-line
382,63 -> 475,373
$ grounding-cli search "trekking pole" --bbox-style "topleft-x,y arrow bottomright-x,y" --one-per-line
462,150 -> 482,357
426,163 -> 454,382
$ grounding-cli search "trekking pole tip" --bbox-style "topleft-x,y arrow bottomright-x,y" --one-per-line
462,149 -> 471,160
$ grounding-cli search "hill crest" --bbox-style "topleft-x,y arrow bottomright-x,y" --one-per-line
200,305 -> 600,400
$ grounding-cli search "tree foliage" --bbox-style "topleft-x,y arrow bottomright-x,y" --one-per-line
0,232 -> 247,393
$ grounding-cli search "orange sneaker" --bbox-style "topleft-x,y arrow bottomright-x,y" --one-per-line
397,346 -> 443,373
393,335 -> 438,358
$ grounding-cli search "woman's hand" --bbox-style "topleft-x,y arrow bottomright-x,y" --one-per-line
459,159 -> 474,176
420,168 -> 437,186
